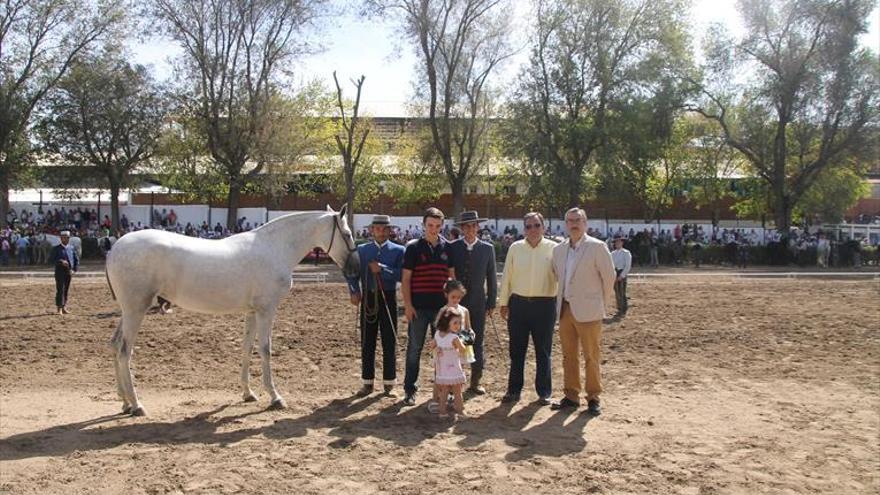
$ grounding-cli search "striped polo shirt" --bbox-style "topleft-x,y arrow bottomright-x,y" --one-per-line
403,237 -> 451,310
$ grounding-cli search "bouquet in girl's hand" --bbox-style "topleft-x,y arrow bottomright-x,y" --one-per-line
459,329 -> 476,365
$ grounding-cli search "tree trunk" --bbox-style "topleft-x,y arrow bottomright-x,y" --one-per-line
775,194 -> 792,237
451,180 -> 465,218
0,171 -> 9,229
345,179 -> 355,228
227,182 -> 241,231
109,181 -> 121,233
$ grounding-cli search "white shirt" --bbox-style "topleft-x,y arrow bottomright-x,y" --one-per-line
464,237 -> 479,251
611,248 -> 632,278
563,234 -> 587,301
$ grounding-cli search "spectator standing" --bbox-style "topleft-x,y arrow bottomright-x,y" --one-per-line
550,208 -> 616,415
50,230 -> 78,315
16,234 -> 29,265
447,210 -> 497,395
401,208 -> 453,406
611,235 -> 632,316
1,237 -> 9,265
498,212 -> 558,404
347,215 -> 406,397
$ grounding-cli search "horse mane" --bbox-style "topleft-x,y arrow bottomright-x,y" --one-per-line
251,210 -> 331,236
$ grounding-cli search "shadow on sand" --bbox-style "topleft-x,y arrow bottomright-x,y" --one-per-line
0,394 -> 594,462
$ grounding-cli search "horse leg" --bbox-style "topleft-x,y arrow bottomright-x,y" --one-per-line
255,306 -> 284,409
110,320 -> 130,413
116,307 -> 148,416
240,311 -> 258,402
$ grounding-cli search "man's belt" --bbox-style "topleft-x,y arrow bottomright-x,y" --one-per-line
510,294 -> 555,303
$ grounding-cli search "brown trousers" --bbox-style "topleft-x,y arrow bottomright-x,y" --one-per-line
559,302 -> 602,402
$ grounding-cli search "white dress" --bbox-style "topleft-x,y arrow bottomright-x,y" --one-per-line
434,332 -> 466,385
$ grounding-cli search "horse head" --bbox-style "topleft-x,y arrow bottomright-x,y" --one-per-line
324,204 -> 360,278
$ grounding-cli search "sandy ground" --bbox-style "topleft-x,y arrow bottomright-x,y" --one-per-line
0,277 -> 878,494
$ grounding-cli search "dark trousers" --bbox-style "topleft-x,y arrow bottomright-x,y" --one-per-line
54,267 -> 72,308
614,270 -> 628,313
360,290 -> 398,385
506,295 -> 555,398
404,307 -> 440,395
462,295 -> 487,372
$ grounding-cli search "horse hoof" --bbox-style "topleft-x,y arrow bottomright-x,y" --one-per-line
268,399 -> 287,410
130,406 -> 147,417
243,393 -> 258,403
122,405 -> 132,415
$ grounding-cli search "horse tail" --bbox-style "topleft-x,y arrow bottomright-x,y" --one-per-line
105,256 -> 117,301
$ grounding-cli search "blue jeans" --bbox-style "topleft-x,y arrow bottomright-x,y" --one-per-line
506,296 -> 555,398
403,308 -> 439,395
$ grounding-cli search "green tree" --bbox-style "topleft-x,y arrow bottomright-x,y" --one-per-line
0,0 -> 125,227
152,0 -> 327,229
795,162 -> 870,225
507,0 -> 692,216
367,0 -> 512,217
691,0 -> 879,237
156,83 -> 334,212
38,51 -> 168,231
330,71 -> 378,226
679,117 -> 743,225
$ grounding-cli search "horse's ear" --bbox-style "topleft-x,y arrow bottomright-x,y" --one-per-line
339,203 -> 348,218
325,204 -> 333,212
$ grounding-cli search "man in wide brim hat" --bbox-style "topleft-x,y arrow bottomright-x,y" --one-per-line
370,214 -> 393,227
346,214 -> 405,397
454,211 -> 488,226
447,210 -> 498,395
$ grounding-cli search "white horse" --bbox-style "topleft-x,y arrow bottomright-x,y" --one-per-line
105,206 -> 360,416
97,235 -> 117,257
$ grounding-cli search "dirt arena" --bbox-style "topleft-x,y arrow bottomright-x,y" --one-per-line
1,275 -> 878,494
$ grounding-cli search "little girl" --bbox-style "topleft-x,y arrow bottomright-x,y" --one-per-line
434,279 -> 475,365
429,307 -> 467,418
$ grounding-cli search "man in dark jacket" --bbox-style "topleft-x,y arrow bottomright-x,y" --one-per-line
346,215 -> 405,397
50,230 -> 79,315
448,210 -> 498,394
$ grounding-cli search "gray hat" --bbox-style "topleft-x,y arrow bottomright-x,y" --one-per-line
59,230 -> 71,237
370,214 -> 393,226
454,210 -> 488,225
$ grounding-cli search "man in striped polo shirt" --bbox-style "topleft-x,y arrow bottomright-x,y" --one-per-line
401,207 -> 453,406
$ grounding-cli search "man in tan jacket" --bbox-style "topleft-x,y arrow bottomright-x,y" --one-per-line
550,208 -> 616,415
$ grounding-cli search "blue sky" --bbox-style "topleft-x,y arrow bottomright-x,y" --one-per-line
130,0 -> 880,117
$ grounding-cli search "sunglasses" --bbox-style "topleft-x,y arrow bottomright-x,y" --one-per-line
525,223 -> 543,230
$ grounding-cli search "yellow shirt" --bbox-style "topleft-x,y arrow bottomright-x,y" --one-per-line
499,237 -> 559,305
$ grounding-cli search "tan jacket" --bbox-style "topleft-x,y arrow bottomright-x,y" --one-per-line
552,235 -> 616,323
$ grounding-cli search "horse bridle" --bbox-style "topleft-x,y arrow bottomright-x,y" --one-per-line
327,214 -> 358,272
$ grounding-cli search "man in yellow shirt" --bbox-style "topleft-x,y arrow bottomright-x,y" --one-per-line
498,212 -> 558,404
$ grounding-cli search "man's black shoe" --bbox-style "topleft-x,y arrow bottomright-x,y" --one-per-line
550,397 -> 580,410
536,396 -> 552,406
587,399 -> 602,416
500,392 -> 520,403
402,392 -> 416,406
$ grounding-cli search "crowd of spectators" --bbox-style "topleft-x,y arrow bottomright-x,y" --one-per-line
2,206 -> 876,267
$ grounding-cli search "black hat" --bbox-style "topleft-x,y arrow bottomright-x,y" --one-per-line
454,210 -> 488,226
370,215 -> 393,226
